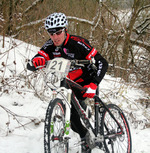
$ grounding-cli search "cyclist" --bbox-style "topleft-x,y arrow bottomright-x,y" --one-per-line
28,12 -> 108,153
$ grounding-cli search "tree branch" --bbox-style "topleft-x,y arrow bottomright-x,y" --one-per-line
137,4 -> 150,15
16,16 -> 94,31
67,16 -> 94,25
22,0 -> 44,16
16,18 -> 45,30
101,2 -> 125,31
136,18 -> 150,29
130,38 -> 150,52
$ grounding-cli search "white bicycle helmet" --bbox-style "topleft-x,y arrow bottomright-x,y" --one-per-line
45,12 -> 68,30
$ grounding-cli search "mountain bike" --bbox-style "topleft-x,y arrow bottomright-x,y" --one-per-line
27,57 -> 132,153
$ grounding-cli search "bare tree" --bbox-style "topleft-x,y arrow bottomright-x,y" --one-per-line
0,0 -> 149,87
122,0 -> 150,68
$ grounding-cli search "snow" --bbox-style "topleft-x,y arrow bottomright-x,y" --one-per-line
0,36 -> 150,153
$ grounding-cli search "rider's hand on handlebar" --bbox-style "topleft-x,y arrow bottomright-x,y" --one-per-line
83,83 -> 97,98
32,56 -> 46,69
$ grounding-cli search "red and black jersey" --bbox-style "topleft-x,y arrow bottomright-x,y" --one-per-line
33,33 -> 108,85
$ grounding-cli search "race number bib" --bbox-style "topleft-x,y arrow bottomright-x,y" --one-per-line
46,58 -> 71,77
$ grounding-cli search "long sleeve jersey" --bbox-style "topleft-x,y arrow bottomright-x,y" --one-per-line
32,33 -> 108,85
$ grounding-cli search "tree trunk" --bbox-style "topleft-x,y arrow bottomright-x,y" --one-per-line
7,0 -> 13,35
121,0 -> 141,80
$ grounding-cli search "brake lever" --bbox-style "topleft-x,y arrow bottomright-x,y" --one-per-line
90,57 -> 97,71
91,56 -> 95,64
71,60 -> 85,67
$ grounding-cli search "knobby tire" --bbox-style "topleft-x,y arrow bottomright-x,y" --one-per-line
44,98 -> 68,153
101,104 -> 132,153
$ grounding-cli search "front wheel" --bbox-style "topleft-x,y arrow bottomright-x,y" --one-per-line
101,104 -> 132,153
44,98 -> 68,153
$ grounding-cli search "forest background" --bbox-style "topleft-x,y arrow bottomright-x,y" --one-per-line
1,0 -> 150,91
0,0 -> 150,121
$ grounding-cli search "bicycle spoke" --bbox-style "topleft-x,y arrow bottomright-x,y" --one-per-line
44,98 -> 69,153
101,104 -> 132,153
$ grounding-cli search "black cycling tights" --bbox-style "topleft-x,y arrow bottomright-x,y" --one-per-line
70,103 -> 87,138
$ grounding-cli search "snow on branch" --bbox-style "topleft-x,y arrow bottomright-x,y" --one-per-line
16,18 -> 45,30
130,38 -> 150,52
16,16 -> 95,31
137,4 -> 150,15
135,18 -> 150,34
22,0 -> 43,15
136,18 -> 150,29
15,1 -> 103,31
0,104 -> 41,135
67,16 -> 94,25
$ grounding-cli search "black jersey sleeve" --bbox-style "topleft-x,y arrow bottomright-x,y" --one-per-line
84,47 -> 108,85
70,35 -> 108,85
35,39 -> 54,60
93,53 -> 108,85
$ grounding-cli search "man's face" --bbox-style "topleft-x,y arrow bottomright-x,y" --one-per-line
49,28 -> 66,46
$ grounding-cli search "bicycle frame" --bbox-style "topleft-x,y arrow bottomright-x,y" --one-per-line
56,76 -> 124,144
28,58 -> 131,152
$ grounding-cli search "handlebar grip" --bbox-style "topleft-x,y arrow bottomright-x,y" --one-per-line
78,60 -> 91,65
27,63 -> 36,71
71,60 -> 90,67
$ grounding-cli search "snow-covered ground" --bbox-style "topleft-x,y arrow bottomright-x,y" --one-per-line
0,36 -> 150,153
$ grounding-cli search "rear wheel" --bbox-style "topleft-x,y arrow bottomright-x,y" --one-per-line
44,98 -> 68,153
101,104 -> 132,153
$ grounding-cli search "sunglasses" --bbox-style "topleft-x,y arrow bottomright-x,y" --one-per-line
48,28 -> 65,36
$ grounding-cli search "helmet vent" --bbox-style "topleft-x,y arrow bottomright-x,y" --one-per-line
45,12 -> 68,30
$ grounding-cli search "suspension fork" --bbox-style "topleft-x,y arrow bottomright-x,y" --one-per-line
59,79 -> 72,137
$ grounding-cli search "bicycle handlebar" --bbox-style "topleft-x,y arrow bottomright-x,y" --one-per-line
70,57 -> 97,71
27,57 -> 97,71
